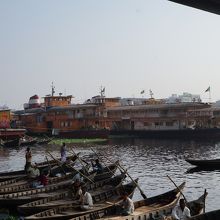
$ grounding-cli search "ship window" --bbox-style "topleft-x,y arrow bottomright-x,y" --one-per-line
144,122 -> 151,126
166,122 -> 173,126
155,122 -> 163,126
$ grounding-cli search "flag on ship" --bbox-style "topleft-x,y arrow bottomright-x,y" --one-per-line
205,86 -> 210,92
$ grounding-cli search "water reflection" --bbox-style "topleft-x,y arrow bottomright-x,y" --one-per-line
0,138 -> 220,211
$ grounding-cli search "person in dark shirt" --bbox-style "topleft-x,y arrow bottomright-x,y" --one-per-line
91,159 -> 104,173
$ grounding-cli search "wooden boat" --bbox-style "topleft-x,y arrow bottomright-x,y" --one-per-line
187,191 -> 208,217
0,128 -> 26,140
185,158 -> 220,169
24,180 -> 137,220
92,161 -> 119,182
0,171 -> 96,207
0,160 -> 117,193
20,139 -> 38,146
189,209 -> 220,220
36,138 -> 52,145
0,167 -> 84,194
2,138 -> 20,147
70,182 -> 185,220
71,183 -> 207,220
0,155 -> 79,181
18,174 -> 126,215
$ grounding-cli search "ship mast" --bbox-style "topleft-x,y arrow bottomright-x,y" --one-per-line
149,89 -> 154,99
51,82 -> 55,97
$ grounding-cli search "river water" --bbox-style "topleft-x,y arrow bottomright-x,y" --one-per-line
0,138 -> 220,212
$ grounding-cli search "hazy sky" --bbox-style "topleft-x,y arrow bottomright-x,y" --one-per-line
1,0 -> 220,109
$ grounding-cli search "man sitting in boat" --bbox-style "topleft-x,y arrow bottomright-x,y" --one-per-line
39,170 -> 50,186
79,186 -> 93,211
91,159 -> 104,173
27,164 -> 40,179
72,178 -> 83,199
118,193 -> 134,216
172,198 -> 191,220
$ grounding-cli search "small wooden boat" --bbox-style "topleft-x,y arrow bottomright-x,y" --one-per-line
0,167 -> 83,194
0,155 -> 79,181
18,174 -> 126,215
70,182 -> 185,220
71,183 -> 207,220
24,180 -> 137,220
20,139 -> 38,146
185,158 -> 220,169
2,138 -> 20,147
0,171 -> 96,207
36,138 -> 52,145
189,209 -> 220,220
187,190 -> 208,217
92,161 -> 119,182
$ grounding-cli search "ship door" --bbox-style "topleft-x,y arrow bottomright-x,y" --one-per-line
131,121 -> 134,130
47,121 -> 53,134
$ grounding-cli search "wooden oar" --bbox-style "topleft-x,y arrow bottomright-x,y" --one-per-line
203,189 -> 207,214
167,175 -> 188,204
91,147 -> 147,199
90,148 -> 116,177
46,151 -> 67,175
45,156 -> 52,174
70,147 -> 90,175
66,164 -> 95,184
47,151 -> 95,184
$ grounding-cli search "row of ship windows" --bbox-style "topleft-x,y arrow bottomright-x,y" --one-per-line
144,122 -> 174,126
60,121 -> 73,127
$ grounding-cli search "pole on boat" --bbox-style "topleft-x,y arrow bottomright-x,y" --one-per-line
90,147 -> 116,177
203,189 -> 207,214
70,147 -> 90,175
47,150 -> 95,184
91,147 -> 147,199
65,163 -> 95,184
45,156 -> 52,174
46,151 -> 67,175
167,175 -> 188,204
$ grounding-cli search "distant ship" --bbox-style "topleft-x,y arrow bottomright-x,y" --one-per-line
0,109 -> 26,140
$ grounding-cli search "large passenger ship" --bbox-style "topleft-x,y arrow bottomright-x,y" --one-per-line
13,87 -> 220,139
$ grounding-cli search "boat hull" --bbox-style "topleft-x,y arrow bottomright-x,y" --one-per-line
0,129 -> 26,140
58,129 -> 109,139
186,158 -> 220,169
110,128 -> 220,139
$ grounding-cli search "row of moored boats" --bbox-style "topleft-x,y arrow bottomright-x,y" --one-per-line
0,151 -> 219,220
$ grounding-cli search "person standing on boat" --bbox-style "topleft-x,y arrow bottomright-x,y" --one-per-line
172,199 -> 191,220
60,142 -> 67,163
25,147 -> 32,172
119,193 -> 134,216
79,186 -> 93,210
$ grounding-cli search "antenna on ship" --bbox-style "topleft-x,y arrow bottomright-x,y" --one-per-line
100,86 -> 105,97
149,89 -> 154,99
51,82 -> 55,96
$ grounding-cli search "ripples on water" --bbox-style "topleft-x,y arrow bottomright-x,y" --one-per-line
0,138 -> 220,211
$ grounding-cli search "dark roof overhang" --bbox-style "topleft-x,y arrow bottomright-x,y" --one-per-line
169,0 -> 220,15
